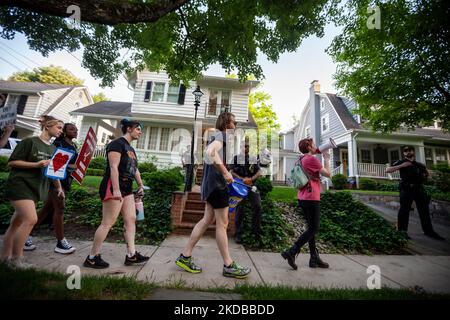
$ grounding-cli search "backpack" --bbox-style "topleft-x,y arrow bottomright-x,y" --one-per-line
289,156 -> 312,190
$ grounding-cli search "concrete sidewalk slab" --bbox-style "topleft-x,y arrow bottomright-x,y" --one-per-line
138,244 -> 263,289
345,255 -> 450,293
248,251 -> 402,290
161,234 -> 244,250
44,241 -> 157,278
148,288 -> 242,300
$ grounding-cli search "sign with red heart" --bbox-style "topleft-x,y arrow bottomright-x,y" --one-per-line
44,147 -> 75,180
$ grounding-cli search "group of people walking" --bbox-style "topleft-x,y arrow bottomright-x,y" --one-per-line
0,111 -> 444,277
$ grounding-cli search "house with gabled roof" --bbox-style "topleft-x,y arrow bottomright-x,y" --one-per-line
70,70 -> 259,167
277,80 -> 450,184
0,80 -> 93,138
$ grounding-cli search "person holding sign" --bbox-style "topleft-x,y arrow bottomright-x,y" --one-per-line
0,124 -> 15,148
83,119 -> 149,269
0,116 -> 65,269
25,123 -> 79,254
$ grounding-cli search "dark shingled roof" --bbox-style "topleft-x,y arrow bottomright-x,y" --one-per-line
0,80 -> 82,92
72,101 -> 132,117
325,93 -> 360,130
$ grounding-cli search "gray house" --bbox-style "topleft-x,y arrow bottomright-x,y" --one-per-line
0,80 -> 93,138
277,80 -> 450,184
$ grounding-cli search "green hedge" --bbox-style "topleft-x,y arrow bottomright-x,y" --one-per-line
0,156 -> 9,172
89,157 -> 106,170
317,191 -> 408,253
138,162 -> 157,174
358,178 -> 378,191
332,174 -> 347,190
86,168 -> 104,176
240,177 -> 293,250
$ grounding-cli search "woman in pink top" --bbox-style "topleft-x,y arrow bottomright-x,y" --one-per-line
281,138 -> 331,270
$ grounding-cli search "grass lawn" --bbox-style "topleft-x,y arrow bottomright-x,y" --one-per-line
1,263 -> 448,300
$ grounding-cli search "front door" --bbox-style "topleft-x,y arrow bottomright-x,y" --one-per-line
341,149 -> 349,176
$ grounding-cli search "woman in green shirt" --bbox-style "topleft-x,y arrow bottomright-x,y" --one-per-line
1,115 -> 65,268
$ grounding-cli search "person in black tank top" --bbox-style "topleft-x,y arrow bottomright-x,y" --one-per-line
83,119 -> 150,269
175,112 -> 252,279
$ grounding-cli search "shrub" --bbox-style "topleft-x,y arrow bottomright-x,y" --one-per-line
254,176 -> 273,198
318,191 -> 407,253
377,183 -> 399,192
0,156 -> 10,172
430,164 -> 450,193
138,162 -> 157,174
86,168 -> 104,176
359,178 -> 377,190
89,157 -> 106,170
143,168 -> 183,192
331,174 -> 347,190
240,178 -> 292,250
0,177 -> 13,225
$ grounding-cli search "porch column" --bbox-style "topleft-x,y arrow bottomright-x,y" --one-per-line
417,145 -> 426,164
347,135 -> 358,177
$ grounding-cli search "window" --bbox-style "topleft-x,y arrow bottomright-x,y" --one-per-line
389,149 -> 400,163
151,82 -> 165,102
425,147 -> 434,168
147,127 -> 159,150
321,114 -> 329,133
101,133 -> 107,144
360,149 -> 372,163
136,126 -> 147,149
159,128 -> 171,151
171,129 -> 183,152
305,126 -> 311,138
167,84 -> 180,103
144,81 -> 152,102
435,148 -> 448,164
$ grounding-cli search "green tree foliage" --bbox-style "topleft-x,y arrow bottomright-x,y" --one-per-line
92,92 -> 110,103
328,0 -> 450,132
0,0 -> 337,86
8,65 -> 83,85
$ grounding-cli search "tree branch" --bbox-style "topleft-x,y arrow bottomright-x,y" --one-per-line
0,0 -> 189,25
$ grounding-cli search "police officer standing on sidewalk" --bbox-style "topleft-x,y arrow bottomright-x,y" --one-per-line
386,146 -> 444,240
230,137 -> 262,244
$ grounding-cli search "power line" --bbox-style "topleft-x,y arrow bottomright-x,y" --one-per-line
0,56 -> 22,71
0,46 -> 35,70
0,41 -> 44,68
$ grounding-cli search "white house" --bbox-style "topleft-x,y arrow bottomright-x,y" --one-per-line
277,80 -> 450,184
71,70 -> 259,167
0,80 -> 93,138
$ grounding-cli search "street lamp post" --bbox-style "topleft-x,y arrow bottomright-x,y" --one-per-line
185,85 -> 203,192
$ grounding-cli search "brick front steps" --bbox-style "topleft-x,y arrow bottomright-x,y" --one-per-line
171,191 -> 236,237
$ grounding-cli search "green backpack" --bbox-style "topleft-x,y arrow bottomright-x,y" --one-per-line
289,156 -> 312,189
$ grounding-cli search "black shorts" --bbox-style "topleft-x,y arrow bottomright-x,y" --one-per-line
99,177 -> 133,201
206,187 -> 229,209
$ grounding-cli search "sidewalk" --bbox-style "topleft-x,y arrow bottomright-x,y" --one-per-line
2,234 -> 450,294
366,203 -> 450,255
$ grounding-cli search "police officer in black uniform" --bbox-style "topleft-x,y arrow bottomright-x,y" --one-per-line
386,146 -> 444,240
229,138 -> 262,244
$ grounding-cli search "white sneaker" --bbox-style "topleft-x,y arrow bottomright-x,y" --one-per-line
54,238 -> 76,254
24,236 -> 36,251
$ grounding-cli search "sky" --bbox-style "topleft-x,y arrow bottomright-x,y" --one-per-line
0,23 -> 341,131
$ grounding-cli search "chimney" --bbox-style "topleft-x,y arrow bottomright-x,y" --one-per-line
311,80 -> 320,93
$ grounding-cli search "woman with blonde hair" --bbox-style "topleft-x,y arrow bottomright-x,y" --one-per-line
1,115 -> 64,268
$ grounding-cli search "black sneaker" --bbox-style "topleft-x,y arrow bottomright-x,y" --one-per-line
83,254 -> 109,269
124,251 -> 150,266
309,256 -> 329,268
54,238 -> 76,254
